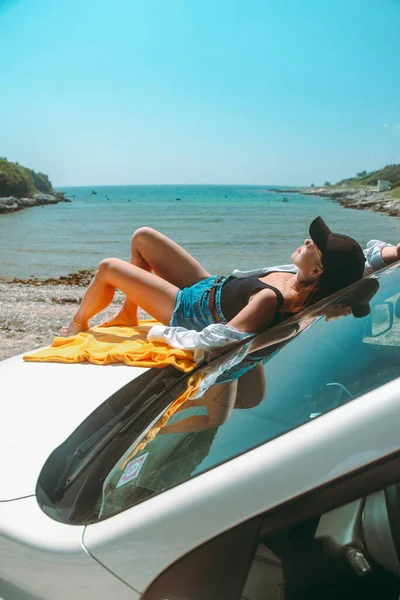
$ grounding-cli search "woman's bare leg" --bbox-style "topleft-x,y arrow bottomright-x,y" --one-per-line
100,227 -> 211,327
60,257 -> 179,337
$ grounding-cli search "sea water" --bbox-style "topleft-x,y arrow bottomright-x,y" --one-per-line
0,185 -> 399,279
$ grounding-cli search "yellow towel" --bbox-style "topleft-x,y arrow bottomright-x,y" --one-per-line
23,319 -> 195,373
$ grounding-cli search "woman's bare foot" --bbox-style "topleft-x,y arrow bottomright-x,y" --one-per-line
98,309 -> 138,328
59,320 -> 89,337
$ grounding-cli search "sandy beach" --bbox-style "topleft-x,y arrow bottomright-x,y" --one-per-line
0,280 -> 149,361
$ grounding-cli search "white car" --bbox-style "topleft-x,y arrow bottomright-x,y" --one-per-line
1,264 -> 400,600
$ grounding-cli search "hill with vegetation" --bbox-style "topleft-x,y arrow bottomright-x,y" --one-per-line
0,158 -> 70,214
299,163 -> 400,217
337,164 -> 400,198
0,158 -> 54,198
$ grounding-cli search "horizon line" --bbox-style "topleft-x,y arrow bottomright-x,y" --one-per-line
55,182 -> 306,189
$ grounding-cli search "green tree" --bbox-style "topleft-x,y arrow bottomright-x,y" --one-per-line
26,169 -> 52,193
356,171 -> 367,178
0,159 -> 53,198
0,159 -> 35,198
324,181 -> 331,187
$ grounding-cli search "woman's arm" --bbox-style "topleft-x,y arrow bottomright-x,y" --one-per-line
364,241 -> 400,275
381,244 -> 400,265
147,289 -> 277,358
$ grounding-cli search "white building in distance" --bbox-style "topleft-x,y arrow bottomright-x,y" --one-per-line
377,180 -> 391,192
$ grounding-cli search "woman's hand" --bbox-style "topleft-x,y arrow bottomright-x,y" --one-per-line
381,244 -> 400,265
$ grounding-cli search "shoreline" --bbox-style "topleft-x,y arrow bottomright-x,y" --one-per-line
1,269 -> 96,287
264,186 -> 400,217
0,191 -> 71,214
2,186 -> 399,217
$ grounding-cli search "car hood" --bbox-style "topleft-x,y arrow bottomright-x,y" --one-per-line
0,352 -> 148,501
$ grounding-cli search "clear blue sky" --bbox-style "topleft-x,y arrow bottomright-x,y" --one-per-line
1,0 -> 399,186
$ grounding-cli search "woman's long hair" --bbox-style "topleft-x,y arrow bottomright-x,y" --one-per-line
285,278 -> 322,315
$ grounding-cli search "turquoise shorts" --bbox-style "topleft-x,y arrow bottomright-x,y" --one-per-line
170,276 -> 230,331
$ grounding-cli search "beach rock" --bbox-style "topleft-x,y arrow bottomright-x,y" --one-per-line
16,197 -> 37,208
6,269 -> 96,287
0,192 -> 71,214
0,203 -> 18,213
55,191 -> 71,203
262,185 -> 399,217
298,186 -> 400,218
0,196 -> 19,206
33,193 -> 59,204
0,197 -> 19,212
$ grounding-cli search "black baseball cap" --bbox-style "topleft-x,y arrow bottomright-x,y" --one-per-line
344,277 -> 379,318
327,276 -> 379,318
310,216 -> 366,298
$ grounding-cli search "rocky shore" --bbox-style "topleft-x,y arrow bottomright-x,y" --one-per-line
0,191 -> 71,214
6,269 -> 96,287
0,275 -> 150,361
303,186 -> 400,217
265,186 -> 400,217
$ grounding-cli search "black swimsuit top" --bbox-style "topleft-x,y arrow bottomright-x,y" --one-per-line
220,275 -> 284,322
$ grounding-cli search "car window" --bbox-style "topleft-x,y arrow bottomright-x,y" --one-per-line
142,467 -> 400,600
38,265 -> 400,524
242,486 -> 400,600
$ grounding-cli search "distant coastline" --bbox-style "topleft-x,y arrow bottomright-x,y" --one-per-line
264,185 -> 400,218
0,191 -> 71,214
3,184 -> 399,218
0,158 -> 70,214
265,163 -> 400,218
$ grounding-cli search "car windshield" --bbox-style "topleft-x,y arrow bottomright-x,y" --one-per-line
38,264 -> 400,524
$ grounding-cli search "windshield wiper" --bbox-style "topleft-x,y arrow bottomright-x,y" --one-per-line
53,374 -> 191,497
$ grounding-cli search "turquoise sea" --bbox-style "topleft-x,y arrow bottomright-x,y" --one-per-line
0,185 -> 399,280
